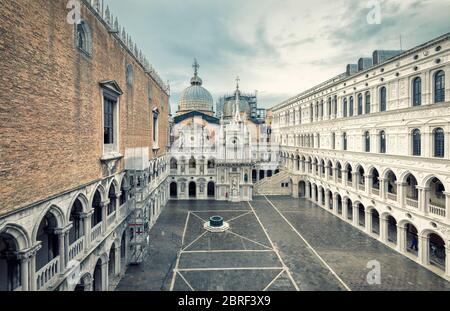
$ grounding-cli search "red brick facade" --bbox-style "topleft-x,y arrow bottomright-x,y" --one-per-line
0,0 -> 169,215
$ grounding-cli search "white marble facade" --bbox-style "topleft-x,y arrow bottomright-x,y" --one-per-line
270,33 -> 450,280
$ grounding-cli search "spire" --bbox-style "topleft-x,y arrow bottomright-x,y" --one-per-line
234,76 -> 241,122
190,58 -> 202,86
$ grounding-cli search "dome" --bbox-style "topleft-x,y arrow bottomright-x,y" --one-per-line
222,93 -> 251,118
177,60 -> 214,115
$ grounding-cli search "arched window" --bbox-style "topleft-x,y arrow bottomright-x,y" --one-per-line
357,94 -> 363,115
379,87 -> 386,112
364,131 -> 370,152
349,96 -> 354,116
365,92 -> 370,114
434,70 -> 445,103
343,98 -> 348,117
331,132 -> 336,150
76,21 -> 92,55
412,129 -> 421,156
333,95 -> 338,117
433,128 -> 445,158
412,77 -> 422,106
379,130 -> 386,154
317,134 -> 320,148
343,132 -> 347,151
327,98 -> 332,116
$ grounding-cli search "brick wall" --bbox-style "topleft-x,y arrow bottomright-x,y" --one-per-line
0,0 -> 169,215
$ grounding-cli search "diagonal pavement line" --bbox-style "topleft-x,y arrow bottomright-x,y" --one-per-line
182,231 -> 208,252
262,269 -> 286,291
170,212 -> 190,291
227,230 -> 272,250
177,271 -> 195,291
226,211 -> 253,223
247,201 -> 300,291
264,195 -> 352,291
190,212 -> 207,223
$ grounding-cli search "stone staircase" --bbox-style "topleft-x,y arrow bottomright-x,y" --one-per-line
254,169 -> 292,196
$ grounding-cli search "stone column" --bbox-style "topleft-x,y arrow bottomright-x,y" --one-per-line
365,174 -> 372,196
100,200 -> 109,233
333,193 -> 339,214
333,168 -> 338,184
352,172 -> 358,191
352,204 -> 359,227
292,182 -> 299,199
342,169 -> 348,187
418,234 -> 429,266
55,224 -> 72,274
101,260 -> 109,291
311,185 -> 316,203
81,210 -> 94,251
325,192 -> 330,209
379,178 -> 386,200
114,244 -> 121,276
29,243 -> 41,291
379,215 -> 389,243
342,198 -> 348,219
417,186 -> 430,214
305,182 -> 311,199
17,251 -> 33,291
445,243 -> 450,278
365,209 -> 372,234
397,224 -> 407,253
396,182 -> 406,207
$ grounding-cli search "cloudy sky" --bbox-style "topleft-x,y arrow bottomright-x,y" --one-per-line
106,0 -> 450,112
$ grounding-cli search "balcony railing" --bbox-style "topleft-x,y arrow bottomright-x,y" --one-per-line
68,237 -> 85,261
406,197 -> 419,209
91,223 -> 103,242
207,169 -> 215,175
358,184 -> 365,191
387,193 -> 397,202
107,212 -> 116,227
372,188 -> 380,196
36,257 -> 60,290
429,204 -> 446,218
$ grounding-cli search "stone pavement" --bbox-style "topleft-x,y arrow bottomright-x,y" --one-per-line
116,197 -> 450,291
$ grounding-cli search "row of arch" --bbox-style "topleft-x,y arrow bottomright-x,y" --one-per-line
297,179 -> 449,275
280,152 -> 448,214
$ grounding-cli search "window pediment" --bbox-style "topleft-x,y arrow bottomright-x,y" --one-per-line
99,80 -> 123,96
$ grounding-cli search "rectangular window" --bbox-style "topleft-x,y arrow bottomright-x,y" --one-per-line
104,98 -> 115,145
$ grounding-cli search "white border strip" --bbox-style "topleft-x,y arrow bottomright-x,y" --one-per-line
264,196 -> 352,291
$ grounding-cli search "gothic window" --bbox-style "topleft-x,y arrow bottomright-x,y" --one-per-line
379,130 -> 386,154
412,77 -> 422,106
412,129 -> 421,156
76,21 -> 92,55
434,70 -> 445,103
349,96 -> 354,116
365,92 -> 370,114
379,87 -> 387,112
357,94 -> 363,115
317,134 -> 320,148
364,131 -> 370,152
343,98 -> 348,117
433,127 -> 445,158
331,133 -> 336,150
148,82 -> 153,102
343,132 -> 347,151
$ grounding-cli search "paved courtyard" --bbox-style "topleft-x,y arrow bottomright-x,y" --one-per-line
116,196 -> 450,291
